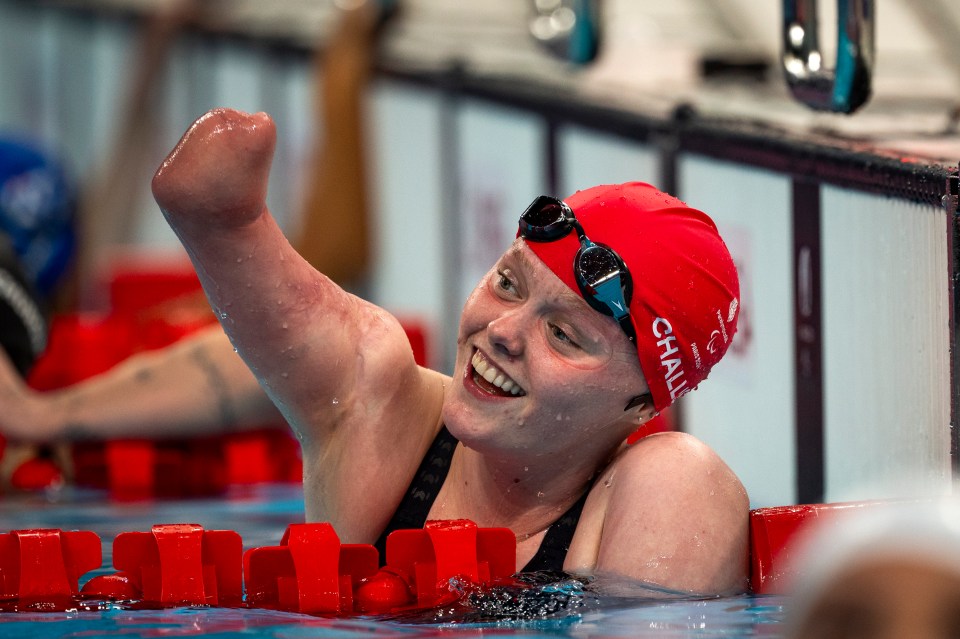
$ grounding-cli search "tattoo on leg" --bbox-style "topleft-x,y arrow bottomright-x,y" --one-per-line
188,345 -> 237,429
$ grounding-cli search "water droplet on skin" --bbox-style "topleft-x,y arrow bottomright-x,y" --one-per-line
556,413 -> 563,421
236,257 -> 243,263
281,372 -> 289,378
537,491 -> 545,498
523,466 -> 529,472
281,322 -> 288,329
603,478 -> 613,488
332,398 -> 339,405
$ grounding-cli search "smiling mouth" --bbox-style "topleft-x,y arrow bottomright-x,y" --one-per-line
471,350 -> 526,397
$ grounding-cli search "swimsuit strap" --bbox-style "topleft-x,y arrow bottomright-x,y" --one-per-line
519,488 -> 589,573
374,424 -> 590,573
374,425 -> 457,561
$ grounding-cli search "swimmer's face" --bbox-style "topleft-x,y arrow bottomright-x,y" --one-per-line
793,557 -> 960,639
442,239 -> 651,457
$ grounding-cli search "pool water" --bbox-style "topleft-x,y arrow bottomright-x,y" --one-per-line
0,485 -> 788,638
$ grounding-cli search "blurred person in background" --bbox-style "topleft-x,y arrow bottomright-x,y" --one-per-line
786,498 -> 960,639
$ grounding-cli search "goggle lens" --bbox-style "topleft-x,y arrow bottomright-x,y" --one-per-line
519,196 -> 636,343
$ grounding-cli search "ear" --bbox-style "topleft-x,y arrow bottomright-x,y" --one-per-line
623,393 -> 657,423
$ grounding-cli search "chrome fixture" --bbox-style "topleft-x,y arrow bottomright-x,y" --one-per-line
782,0 -> 875,113
528,0 -> 602,65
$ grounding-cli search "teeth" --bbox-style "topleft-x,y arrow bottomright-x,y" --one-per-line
474,357 -> 489,376
471,351 -> 525,396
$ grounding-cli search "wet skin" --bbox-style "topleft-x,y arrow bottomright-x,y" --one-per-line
444,239 -> 649,462
153,108 -> 750,593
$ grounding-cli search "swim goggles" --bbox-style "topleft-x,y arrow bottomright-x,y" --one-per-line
518,195 -> 637,344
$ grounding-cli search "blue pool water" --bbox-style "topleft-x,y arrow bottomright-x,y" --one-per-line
0,485 -> 788,638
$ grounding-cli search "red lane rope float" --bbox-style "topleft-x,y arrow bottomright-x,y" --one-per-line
749,501 -> 890,594
244,522 -> 379,614
8,502 -> 854,613
0,520 -> 519,615
384,519 -> 516,610
83,523 -> 243,606
0,529 -> 101,609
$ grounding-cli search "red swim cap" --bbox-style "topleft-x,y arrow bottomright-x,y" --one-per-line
522,182 -> 739,412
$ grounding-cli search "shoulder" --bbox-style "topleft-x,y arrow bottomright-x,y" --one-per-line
343,297 -> 432,394
614,431 -> 739,485
301,295 -> 446,449
570,432 -> 750,594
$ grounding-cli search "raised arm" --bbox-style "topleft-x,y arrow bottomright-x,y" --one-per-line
0,4 -> 400,450
151,109 -> 415,444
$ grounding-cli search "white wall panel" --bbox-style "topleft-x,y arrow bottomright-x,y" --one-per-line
87,17 -> 135,183
368,80 -> 446,369
454,99 -> 547,321
557,125 -> 659,197
259,54 -> 314,236
678,155 -> 796,508
821,188 -> 951,502
0,2 -> 31,133
53,13 -> 101,186
36,8 -> 61,148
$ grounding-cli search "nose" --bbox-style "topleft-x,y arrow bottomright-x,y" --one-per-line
486,306 -> 528,358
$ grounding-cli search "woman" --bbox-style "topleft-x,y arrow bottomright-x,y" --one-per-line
151,106 -> 749,594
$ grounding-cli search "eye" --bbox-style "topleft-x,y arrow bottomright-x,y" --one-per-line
495,269 -> 519,296
549,323 -> 580,348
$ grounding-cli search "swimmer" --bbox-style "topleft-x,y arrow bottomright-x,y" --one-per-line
150,114 -> 749,590
786,498 -> 960,639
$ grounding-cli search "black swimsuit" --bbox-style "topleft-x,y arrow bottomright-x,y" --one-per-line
374,426 -> 588,572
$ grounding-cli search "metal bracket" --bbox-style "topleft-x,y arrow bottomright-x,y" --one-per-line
782,0 -> 875,114
528,0 -> 601,65
944,170 -> 960,215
